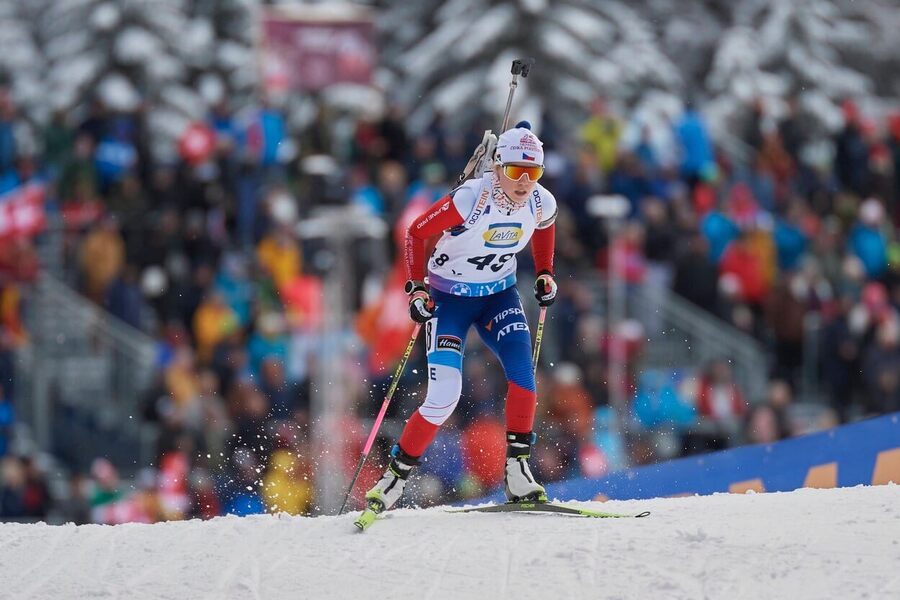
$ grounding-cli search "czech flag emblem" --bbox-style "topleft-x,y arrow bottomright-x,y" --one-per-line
522,152 -> 535,161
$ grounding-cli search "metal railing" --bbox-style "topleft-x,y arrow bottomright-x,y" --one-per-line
15,273 -> 159,474
586,278 -> 769,402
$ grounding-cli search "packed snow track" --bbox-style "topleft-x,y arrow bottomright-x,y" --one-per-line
1,485 -> 898,599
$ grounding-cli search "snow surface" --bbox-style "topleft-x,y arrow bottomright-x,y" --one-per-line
1,485 -> 898,599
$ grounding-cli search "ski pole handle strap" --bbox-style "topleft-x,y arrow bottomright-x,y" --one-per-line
405,280 -> 427,295
407,281 -> 434,323
534,270 -> 557,307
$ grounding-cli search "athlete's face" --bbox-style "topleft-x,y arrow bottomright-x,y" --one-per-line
495,163 -> 539,201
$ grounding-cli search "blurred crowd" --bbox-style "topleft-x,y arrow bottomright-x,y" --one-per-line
2,84 -> 900,523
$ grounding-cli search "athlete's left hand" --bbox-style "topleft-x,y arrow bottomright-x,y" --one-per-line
534,271 -> 557,307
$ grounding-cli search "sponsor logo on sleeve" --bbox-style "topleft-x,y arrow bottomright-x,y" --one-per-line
415,200 -> 451,230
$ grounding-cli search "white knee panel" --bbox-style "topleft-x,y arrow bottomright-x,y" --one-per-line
418,364 -> 462,425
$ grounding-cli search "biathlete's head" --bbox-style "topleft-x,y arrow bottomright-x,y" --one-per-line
493,123 -> 544,202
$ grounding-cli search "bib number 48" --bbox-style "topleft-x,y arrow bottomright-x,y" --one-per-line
466,253 -> 513,272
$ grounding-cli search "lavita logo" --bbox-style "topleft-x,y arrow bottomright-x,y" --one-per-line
483,223 -> 523,248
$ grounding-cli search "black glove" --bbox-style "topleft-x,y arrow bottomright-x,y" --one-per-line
533,270 -> 557,307
405,280 -> 435,323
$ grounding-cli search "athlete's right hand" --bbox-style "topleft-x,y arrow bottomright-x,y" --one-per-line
405,280 -> 435,323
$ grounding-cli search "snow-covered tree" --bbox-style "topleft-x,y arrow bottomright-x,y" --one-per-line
198,0 -> 261,107
377,0 -> 682,132
643,0 -> 729,94
705,0 -> 900,146
0,0 -> 263,159
38,0 -> 249,157
0,0 -> 52,152
1,0 -> 897,162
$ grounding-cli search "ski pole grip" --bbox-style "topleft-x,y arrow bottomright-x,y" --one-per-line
502,58 -> 535,131
512,57 -> 535,77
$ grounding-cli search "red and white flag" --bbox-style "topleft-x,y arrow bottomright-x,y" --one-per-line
0,182 -> 46,241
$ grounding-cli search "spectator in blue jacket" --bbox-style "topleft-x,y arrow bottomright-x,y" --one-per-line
849,199 -> 888,278
0,91 -> 18,177
0,385 -> 13,457
774,203 -> 810,272
701,208 -> 740,263
674,102 -> 715,184
633,370 -> 696,431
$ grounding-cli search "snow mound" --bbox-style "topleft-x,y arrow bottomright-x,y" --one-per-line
1,485 -> 898,599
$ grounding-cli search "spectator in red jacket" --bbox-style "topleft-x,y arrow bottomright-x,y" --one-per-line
682,359 -> 748,452
719,231 -> 770,306
697,359 -> 747,424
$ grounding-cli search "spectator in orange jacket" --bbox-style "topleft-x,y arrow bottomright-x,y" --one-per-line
79,216 -> 125,302
193,291 -> 238,364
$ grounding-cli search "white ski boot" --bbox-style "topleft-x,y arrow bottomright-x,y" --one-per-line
356,446 -> 419,530
504,431 -> 548,503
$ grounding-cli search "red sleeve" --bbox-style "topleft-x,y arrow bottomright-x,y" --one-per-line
405,195 -> 464,281
531,222 -> 555,275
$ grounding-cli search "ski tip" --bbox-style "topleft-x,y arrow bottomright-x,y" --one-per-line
635,511 -> 651,518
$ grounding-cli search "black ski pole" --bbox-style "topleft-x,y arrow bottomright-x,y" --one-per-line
500,57 -> 535,132
454,57 -> 536,186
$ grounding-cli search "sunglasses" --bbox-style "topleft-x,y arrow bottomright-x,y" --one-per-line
502,164 -> 544,182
